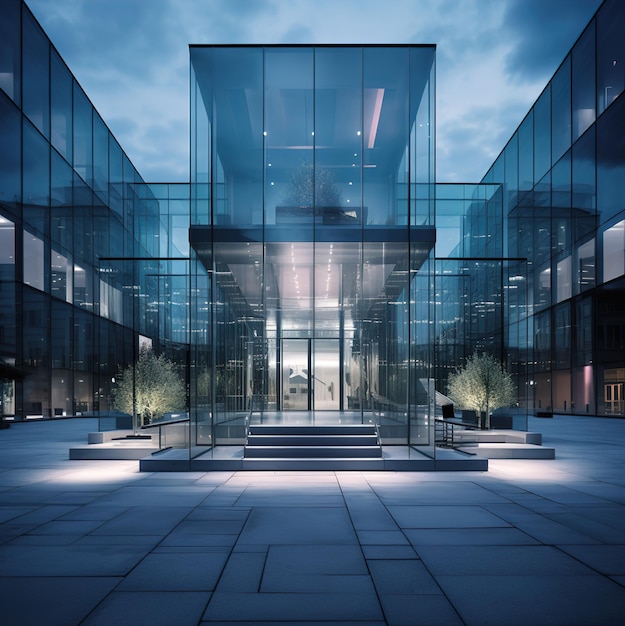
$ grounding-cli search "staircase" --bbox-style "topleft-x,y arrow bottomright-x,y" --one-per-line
242,424 -> 384,470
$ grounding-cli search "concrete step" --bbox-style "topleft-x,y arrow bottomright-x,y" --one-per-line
248,425 -> 377,436
244,445 -> 383,459
246,434 -> 379,446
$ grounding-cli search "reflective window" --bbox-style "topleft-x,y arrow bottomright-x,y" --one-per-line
533,86 -> 551,182
552,152 -> 571,210
518,112 -> 533,192
576,238 -> 596,293
0,217 -> 14,269
597,0 -> 625,114
73,83 -> 93,185
51,150 -> 73,250
109,137 -> 123,217
597,95 -> 625,222
556,255 -> 572,302
51,50 -> 73,161
22,119 -> 50,233
22,7 -> 50,137
315,47 -> 361,226
572,22 -> 596,141
73,263 -> 92,310
552,57 -> 571,165
554,303 -> 571,369
0,0 -> 21,103
572,126 -> 596,213
265,47 -> 314,226
504,134 -> 518,211
603,219 -> 625,283
364,47 -> 410,225
93,113 -> 109,203
0,92 -> 21,207
23,230 -> 45,291
51,249 -> 72,303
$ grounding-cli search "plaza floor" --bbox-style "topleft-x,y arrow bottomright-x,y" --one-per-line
0,415 -> 624,625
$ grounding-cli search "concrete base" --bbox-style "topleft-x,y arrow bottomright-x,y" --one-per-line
457,442 -> 556,459
139,445 -> 489,472
70,430 -> 159,459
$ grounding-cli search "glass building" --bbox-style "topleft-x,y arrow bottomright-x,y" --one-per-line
0,0 -> 623,464
187,45 -> 437,456
481,0 -> 625,417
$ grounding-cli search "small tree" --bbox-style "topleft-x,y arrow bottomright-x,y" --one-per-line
113,346 -> 187,428
447,352 -> 516,429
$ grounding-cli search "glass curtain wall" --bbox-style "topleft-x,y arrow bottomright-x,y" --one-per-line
190,45 -> 436,455
434,184 -> 528,429
0,0 -> 162,424
482,0 -> 625,416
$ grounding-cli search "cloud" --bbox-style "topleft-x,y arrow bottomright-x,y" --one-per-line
502,0 -> 602,82
25,0 -> 604,184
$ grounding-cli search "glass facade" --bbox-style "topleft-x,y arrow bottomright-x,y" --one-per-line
482,0 -> 625,416
1,0 -> 623,459
189,45 -> 437,455
0,0 -> 187,425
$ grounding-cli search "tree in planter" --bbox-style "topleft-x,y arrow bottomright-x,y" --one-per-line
113,346 -> 187,427
447,352 -> 516,429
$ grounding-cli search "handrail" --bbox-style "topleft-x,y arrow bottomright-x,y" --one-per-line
141,417 -> 190,449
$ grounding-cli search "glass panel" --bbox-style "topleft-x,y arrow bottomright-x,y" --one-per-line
575,297 -> 593,367
51,249 -> 72,303
518,112 -> 533,192
576,238 -> 596,293
572,126 -> 596,241
51,301 -> 71,369
315,47 -> 361,226
551,56 -> 571,166
109,137 -> 123,218
597,0 -> 625,114
23,119 -> 50,233
603,219 -> 625,283
73,263 -> 92,310
22,7 -> 50,137
364,47 -> 409,225
554,303 -> 571,370
93,113 -> 109,204
556,255 -> 572,302
572,22 -> 596,140
0,0 -> 21,104
211,47 -> 263,225
190,58 -> 210,225
23,230 -> 45,291
597,96 -> 625,223
51,50 -> 73,161
73,83 -> 92,185
533,86 -> 551,183
0,92 -> 21,208
313,341 -> 340,411
265,47 -> 314,226
51,150 -> 73,250
410,47 -> 435,226
504,134 -> 518,211
282,339 -> 310,410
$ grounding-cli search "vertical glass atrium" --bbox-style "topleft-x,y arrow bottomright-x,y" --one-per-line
188,46 -> 436,454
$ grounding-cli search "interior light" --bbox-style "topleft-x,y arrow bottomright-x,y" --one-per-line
356,130 -> 361,136
368,88 -> 384,149
263,131 -> 267,136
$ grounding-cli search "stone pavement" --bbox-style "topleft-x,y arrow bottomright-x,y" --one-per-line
0,415 -> 624,625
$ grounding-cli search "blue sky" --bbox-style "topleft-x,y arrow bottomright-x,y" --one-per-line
26,0 -> 602,183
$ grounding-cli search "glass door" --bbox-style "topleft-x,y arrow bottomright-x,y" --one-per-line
313,339 -> 340,410
282,339 -> 311,410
